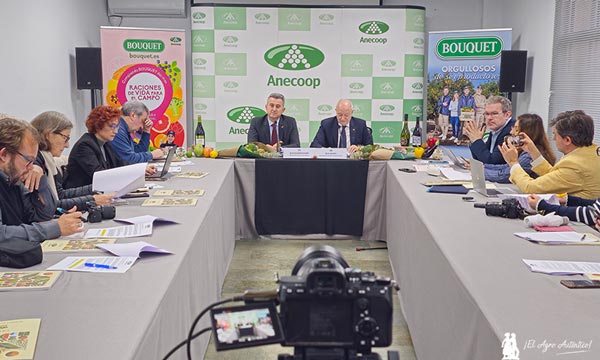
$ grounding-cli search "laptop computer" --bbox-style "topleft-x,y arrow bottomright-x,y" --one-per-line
469,159 -> 502,197
146,146 -> 176,181
443,147 -> 468,169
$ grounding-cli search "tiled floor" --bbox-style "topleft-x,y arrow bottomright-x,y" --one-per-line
203,239 -> 417,360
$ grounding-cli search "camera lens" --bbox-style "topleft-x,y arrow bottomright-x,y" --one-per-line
291,245 -> 349,276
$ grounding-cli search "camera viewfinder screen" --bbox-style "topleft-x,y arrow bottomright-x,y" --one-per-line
210,302 -> 284,351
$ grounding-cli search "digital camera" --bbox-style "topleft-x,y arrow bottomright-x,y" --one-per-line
86,201 -> 116,223
476,198 -> 524,219
210,245 -> 396,360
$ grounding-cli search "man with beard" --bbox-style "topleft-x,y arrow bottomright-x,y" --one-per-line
0,117 -> 83,242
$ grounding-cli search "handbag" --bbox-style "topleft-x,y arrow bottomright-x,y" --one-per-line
0,239 -> 43,268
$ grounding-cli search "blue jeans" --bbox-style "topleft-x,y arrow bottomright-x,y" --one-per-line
450,116 -> 460,137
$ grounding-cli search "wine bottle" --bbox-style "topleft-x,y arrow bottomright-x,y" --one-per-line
400,114 -> 410,146
195,115 -> 205,148
411,116 -> 422,147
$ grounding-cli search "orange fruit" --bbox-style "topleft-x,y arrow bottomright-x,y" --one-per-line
203,147 -> 212,158
210,150 -> 218,158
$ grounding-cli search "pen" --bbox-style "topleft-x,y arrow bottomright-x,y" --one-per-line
57,207 -> 86,222
84,262 -> 117,269
581,234 -> 587,241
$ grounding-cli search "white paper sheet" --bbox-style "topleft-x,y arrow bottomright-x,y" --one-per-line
93,163 -> 147,197
439,167 -> 472,181
155,166 -> 182,173
47,256 -> 137,273
96,241 -> 173,258
522,259 -> 600,275
84,222 -> 153,238
514,232 -> 597,244
114,215 -> 178,225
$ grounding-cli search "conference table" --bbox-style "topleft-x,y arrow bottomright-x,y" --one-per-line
3,156 -> 600,360
386,162 -> 600,360
0,158 -> 236,360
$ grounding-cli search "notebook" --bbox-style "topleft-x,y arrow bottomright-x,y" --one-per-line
146,146 -> 176,181
470,159 -> 502,197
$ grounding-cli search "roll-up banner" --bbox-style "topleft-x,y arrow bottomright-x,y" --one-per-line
191,5 -> 426,149
101,27 -> 187,148
427,29 -> 512,143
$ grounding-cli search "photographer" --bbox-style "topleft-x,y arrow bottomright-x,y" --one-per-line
500,110 -> 600,199
474,114 -> 556,183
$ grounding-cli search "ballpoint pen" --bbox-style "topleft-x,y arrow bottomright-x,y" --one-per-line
84,262 -> 117,269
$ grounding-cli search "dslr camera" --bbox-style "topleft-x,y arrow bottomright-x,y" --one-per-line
475,198 -> 525,219
86,201 -> 116,223
504,134 -> 524,147
210,245 -> 397,360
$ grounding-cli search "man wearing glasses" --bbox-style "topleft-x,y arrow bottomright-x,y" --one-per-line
463,96 -> 515,164
110,100 -> 164,163
310,99 -> 373,153
0,117 -> 83,242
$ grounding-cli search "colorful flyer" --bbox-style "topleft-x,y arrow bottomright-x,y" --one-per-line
0,318 -> 41,359
41,239 -> 117,252
141,198 -> 198,207
153,189 -> 205,196
173,172 -> 209,179
0,272 -> 62,291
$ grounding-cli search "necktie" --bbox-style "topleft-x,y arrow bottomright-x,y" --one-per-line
339,125 -> 347,148
271,122 -> 278,145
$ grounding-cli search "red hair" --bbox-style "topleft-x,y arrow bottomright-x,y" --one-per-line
85,106 -> 122,134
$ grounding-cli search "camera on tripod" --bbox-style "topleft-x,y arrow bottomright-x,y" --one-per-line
474,198 -> 525,219
86,201 -> 116,223
208,245 -> 398,360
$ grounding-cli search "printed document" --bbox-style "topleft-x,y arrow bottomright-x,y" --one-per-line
93,162 -> 147,197
523,259 -> 600,275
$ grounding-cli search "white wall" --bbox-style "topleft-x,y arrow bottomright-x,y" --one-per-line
385,0 -> 484,31
482,0 -> 555,122
0,0 -> 109,139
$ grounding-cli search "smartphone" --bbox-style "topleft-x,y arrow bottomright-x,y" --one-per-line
587,206 -> 600,220
398,168 -> 416,173
560,279 -> 600,289
462,196 -> 475,202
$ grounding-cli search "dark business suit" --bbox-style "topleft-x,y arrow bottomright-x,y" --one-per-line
247,114 -> 300,147
64,133 -> 126,188
310,117 -> 373,148
469,117 -> 515,164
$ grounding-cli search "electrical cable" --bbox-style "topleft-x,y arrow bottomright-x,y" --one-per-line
161,327 -> 211,360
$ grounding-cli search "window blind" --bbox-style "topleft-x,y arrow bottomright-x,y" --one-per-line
550,0 -> 600,146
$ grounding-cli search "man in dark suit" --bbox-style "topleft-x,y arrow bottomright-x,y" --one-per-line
247,93 -> 300,149
463,95 -> 515,164
310,99 -> 373,153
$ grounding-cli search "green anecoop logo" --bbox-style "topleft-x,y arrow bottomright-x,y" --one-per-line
170,37 -> 182,43
359,21 -> 389,35
123,39 -> 164,52
195,103 -> 208,111
264,44 -> 325,70
381,60 -> 397,68
317,105 -> 333,112
380,105 -> 395,112
436,36 -> 503,59
412,83 -> 424,90
227,106 -> 266,124
193,12 -> 206,20
223,36 -> 238,44
193,58 -> 207,66
255,13 -> 271,21
349,82 -> 365,90
319,14 -> 334,21
223,81 -> 239,89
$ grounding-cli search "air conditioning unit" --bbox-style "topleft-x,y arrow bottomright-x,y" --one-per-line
107,0 -> 186,18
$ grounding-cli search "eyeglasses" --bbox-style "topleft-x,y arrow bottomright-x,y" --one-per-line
107,123 -> 120,131
484,111 -> 505,117
16,151 -> 35,166
54,132 -> 70,143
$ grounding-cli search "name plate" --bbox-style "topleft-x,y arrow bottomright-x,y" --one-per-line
282,148 -> 348,159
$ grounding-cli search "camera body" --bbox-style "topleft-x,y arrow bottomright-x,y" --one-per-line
86,202 -> 116,223
504,134 -> 524,146
484,198 -> 523,219
278,257 -> 393,352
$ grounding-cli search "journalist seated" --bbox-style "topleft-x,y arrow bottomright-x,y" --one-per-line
528,194 -> 600,228
0,117 -> 83,242
500,110 -> 600,199
64,106 -> 157,188
31,111 -> 115,211
109,100 -> 164,163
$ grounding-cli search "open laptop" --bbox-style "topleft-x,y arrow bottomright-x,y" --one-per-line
469,159 -> 502,197
146,146 -> 176,181
443,147 -> 468,169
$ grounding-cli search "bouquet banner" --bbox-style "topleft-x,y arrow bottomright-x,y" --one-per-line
191,5 -> 426,149
101,27 -> 187,148
427,28 -> 511,142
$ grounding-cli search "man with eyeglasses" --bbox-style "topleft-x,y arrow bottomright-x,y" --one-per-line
310,99 -> 373,153
110,100 -> 164,163
0,117 -> 83,243
463,95 -> 515,164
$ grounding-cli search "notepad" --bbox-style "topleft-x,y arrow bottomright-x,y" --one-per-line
427,185 -> 469,194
